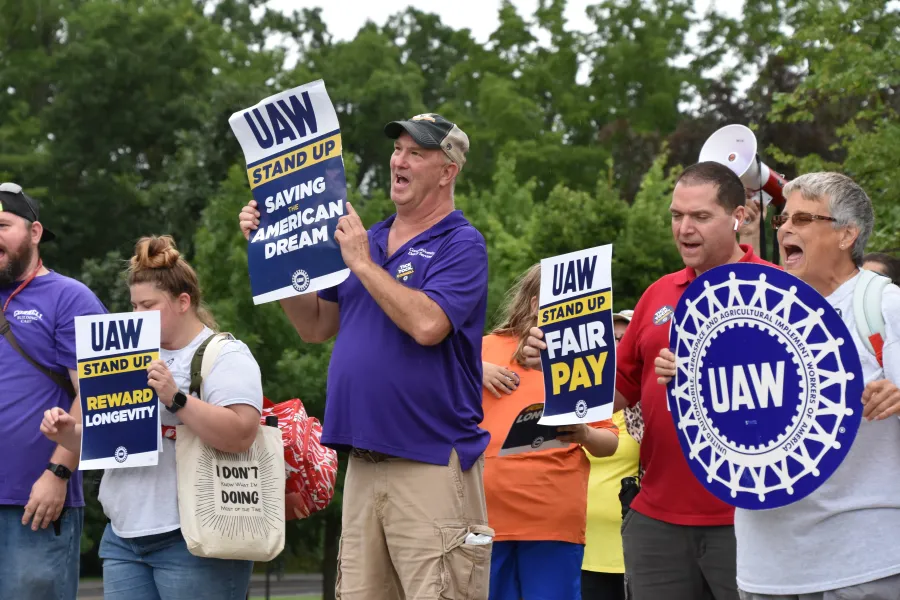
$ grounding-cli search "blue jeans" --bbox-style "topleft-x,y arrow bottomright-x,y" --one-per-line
490,540 -> 584,600
0,505 -> 83,600
99,524 -> 253,600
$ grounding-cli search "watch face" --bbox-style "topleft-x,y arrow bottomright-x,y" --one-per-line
49,464 -> 71,479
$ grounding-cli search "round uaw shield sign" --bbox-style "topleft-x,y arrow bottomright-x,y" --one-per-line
667,263 -> 864,510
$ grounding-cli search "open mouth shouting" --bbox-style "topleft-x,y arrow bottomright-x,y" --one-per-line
393,173 -> 411,192
782,241 -> 804,268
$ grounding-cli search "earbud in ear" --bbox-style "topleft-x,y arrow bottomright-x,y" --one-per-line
733,218 -> 740,232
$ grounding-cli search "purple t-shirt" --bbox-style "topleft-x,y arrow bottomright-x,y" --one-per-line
318,210 -> 490,470
0,272 -> 107,507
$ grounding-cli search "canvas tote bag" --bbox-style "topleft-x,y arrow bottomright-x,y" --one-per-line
175,333 -> 286,561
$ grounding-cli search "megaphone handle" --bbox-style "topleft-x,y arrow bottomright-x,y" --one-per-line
759,190 -> 767,262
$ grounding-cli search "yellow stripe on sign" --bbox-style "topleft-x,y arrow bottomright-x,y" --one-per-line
247,133 -> 343,190
78,352 -> 159,379
539,291 -> 612,326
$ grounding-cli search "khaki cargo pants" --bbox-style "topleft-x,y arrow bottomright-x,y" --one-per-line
335,448 -> 494,600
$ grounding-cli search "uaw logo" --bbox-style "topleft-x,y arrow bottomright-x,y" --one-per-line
396,262 -> 414,281
575,400 -> 588,419
291,269 -> 310,292
114,446 -> 129,463
667,263 -> 864,510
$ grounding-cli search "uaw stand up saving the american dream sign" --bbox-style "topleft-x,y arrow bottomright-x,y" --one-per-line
666,263 -> 864,510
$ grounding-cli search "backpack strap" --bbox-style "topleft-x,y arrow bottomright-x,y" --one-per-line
189,332 -> 235,400
853,269 -> 889,367
0,310 -> 76,398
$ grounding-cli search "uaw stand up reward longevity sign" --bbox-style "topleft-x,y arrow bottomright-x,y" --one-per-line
667,264 -> 864,510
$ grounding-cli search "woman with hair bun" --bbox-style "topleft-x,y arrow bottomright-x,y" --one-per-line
40,235 -> 264,600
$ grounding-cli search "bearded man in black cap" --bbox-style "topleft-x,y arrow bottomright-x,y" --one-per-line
239,114 -> 492,599
0,182 -> 106,599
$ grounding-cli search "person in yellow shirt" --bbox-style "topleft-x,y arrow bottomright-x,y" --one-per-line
581,310 -> 641,600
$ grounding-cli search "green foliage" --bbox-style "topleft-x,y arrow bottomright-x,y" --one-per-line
2,0 -> 899,590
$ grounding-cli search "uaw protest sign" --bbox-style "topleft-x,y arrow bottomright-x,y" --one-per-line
666,263 -> 864,509
76,311 -> 161,470
537,245 -> 617,425
229,79 -> 350,304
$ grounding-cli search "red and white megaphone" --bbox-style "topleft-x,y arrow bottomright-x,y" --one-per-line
699,124 -> 788,208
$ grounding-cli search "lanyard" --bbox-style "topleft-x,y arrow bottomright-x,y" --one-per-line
2,259 -> 43,313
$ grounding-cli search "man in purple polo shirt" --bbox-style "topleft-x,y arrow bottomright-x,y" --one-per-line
240,113 -> 492,599
0,182 -> 107,599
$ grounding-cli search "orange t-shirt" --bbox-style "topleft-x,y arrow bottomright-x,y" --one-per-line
480,334 -> 619,545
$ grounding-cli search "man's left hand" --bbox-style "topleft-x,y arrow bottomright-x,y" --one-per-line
334,202 -> 372,272
862,379 -> 900,421
148,360 -> 179,407
22,470 -> 67,531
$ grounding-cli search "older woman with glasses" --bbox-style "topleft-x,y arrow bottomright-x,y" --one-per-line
656,172 -> 900,600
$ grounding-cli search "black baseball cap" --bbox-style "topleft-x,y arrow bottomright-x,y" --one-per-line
384,113 -> 470,170
0,182 -> 56,242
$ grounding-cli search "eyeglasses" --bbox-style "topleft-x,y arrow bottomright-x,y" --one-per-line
0,181 -> 38,221
772,211 -> 837,230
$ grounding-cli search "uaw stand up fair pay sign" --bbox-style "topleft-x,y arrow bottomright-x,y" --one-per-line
667,263 -> 864,510
229,79 -> 350,304
499,245 -> 618,456
500,245 -> 617,455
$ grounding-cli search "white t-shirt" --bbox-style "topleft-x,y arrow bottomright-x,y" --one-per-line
735,272 -> 900,594
98,326 -> 263,538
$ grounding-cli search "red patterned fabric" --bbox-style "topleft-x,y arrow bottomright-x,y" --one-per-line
161,398 -> 338,521
261,397 -> 338,520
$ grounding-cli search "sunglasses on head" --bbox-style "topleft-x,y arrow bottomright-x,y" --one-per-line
772,211 -> 837,230
0,181 -> 39,222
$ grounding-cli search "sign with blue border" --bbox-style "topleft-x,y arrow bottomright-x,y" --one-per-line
667,263 -> 864,509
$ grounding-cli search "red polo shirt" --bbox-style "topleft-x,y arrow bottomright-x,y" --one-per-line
615,245 -> 777,526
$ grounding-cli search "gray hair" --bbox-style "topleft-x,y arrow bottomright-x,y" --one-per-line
782,172 -> 874,265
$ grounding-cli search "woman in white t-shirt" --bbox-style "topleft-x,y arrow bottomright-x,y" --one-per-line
41,235 -> 263,600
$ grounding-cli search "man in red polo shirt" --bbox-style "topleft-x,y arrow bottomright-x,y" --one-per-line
524,162 -> 777,600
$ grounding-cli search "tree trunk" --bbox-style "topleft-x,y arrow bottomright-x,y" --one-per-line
322,509 -> 341,600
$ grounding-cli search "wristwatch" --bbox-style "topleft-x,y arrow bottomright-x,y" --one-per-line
167,391 -> 188,413
46,463 -> 72,481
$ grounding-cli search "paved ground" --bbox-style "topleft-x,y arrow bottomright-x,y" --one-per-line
77,573 -> 323,599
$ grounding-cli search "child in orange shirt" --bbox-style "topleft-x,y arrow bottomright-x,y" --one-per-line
481,264 -> 619,600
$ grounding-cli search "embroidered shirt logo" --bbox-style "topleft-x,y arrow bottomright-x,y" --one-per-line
13,309 -> 43,324
396,262 -> 415,281
408,247 -> 434,259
